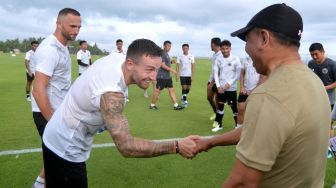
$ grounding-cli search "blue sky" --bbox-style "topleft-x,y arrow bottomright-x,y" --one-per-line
1,0 -> 335,58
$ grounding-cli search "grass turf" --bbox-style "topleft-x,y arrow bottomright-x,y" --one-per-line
0,53 -> 335,187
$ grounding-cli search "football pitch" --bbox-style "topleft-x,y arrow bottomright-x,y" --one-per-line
0,53 -> 335,187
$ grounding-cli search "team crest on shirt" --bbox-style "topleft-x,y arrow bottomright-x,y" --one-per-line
322,68 -> 328,74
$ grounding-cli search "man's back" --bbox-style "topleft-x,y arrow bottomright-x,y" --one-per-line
237,63 -> 330,188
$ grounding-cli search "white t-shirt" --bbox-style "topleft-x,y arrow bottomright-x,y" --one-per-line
76,49 -> 91,74
177,53 -> 195,77
242,57 -> 260,91
43,53 -> 128,162
213,54 -> 241,91
25,50 -> 36,73
113,49 -> 126,55
209,51 -> 222,82
31,34 -> 72,112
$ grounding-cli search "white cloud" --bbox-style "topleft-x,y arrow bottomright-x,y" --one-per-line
1,0 -> 336,57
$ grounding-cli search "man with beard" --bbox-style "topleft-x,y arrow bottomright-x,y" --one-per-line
41,39 -> 198,187
31,8 -> 81,188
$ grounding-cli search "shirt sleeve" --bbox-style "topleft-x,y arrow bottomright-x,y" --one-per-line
191,55 -> 195,64
77,51 -> 81,60
213,59 -> 220,87
34,46 -> 58,77
25,52 -> 31,61
176,55 -> 181,64
236,93 -> 295,172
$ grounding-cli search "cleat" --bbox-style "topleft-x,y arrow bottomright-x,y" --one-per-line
212,123 -> 223,132
174,105 -> 184,110
149,105 -> 159,110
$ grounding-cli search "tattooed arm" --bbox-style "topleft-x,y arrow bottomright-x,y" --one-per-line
100,92 -> 197,158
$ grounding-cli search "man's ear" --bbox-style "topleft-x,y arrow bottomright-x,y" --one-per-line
125,58 -> 135,70
258,29 -> 271,48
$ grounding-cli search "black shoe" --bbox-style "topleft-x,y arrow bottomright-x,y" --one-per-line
149,105 -> 159,110
173,105 -> 184,110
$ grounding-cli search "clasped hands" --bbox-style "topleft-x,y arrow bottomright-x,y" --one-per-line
177,135 -> 211,159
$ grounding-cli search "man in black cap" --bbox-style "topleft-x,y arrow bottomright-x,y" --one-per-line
192,3 -> 330,187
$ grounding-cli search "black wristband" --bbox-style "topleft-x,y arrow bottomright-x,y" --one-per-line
175,140 -> 179,154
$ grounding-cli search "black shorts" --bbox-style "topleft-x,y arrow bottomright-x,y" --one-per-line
216,91 -> 237,106
237,93 -> 249,103
156,78 -> 173,90
180,76 -> 192,85
33,112 -> 48,137
42,143 -> 88,188
207,81 -> 217,93
26,72 -> 34,82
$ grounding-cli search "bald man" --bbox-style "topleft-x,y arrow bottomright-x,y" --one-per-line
31,8 -> 81,188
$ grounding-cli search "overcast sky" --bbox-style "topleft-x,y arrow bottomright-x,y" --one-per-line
1,0 -> 336,58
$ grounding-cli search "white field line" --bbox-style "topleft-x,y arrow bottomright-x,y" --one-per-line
0,136 -> 213,157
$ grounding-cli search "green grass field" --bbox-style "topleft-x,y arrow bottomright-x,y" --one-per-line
0,53 -> 335,187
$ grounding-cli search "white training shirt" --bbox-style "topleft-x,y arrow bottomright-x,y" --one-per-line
242,57 -> 260,91
213,54 -> 241,91
209,51 -> 222,82
31,34 -> 72,112
113,49 -> 126,55
76,49 -> 91,74
25,50 -> 36,73
43,53 -> 128,163
176,53 -> 195,77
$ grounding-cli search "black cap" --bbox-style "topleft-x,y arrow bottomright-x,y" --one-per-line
231,3 -> 303,42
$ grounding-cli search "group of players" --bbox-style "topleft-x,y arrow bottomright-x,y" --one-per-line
21,4 -> 335,188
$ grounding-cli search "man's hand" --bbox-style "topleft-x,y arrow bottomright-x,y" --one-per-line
224,83 -> 231,90
178,135 -> 201,159
194,138 -> 212,153
28,70 -> 33,77
171,69 -> 177,75
217,87 -> 224,94
240,88 -> 247,95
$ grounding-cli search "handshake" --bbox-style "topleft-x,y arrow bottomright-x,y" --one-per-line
176,135 -> 212,159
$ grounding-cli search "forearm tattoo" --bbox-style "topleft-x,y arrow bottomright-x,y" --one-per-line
100,92 -> 175,157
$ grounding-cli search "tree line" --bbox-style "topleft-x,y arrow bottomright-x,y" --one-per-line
0,37 -> 109,55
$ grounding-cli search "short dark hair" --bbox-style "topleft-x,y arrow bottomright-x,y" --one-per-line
182,44 -> 189,48
31,41 -> 39,45
116,39 -> 123,44
163,40 -> 171,46
58,8 -> 80,17
126,39 -> 163,64
211,37 -> 221,47
220,40 -> 231,47
271,30 -> 300,48
79,40 -> 87,45
309,42 -> 324,52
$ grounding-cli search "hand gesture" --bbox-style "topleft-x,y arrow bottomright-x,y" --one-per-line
178,135 -> 201,159
217,87 -> 224,94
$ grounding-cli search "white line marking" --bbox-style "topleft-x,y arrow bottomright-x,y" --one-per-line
0,136 -> 213,156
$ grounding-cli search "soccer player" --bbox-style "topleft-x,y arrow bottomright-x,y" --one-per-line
114,38 -> 126,55
308,43 -> 336,137
31,8 -> 81,188
24,41 -> 39,101
211,40 -> 241,132
236,56 -> 266,128
207,37 -> 222,121
77,40 -> 91,76
194,4 -> 330,187
176,44 -> 195,107
41,39 -> 198,187
150,40 -> 184,110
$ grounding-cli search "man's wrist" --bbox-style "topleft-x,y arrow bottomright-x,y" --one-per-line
175,140 -> 179,154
